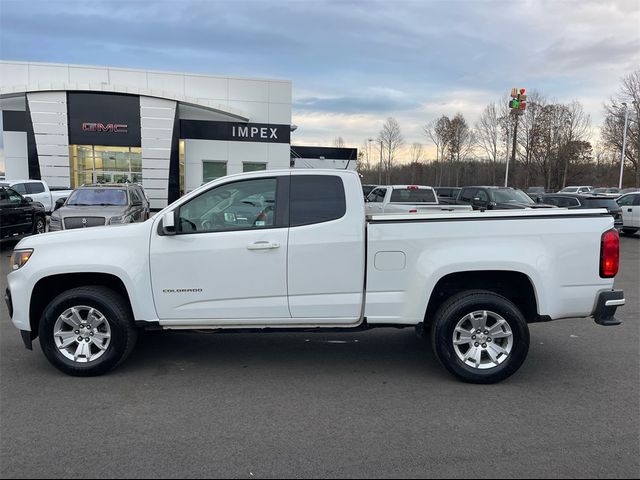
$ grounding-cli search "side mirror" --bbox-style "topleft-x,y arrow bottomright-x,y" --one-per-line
24,196 -> 33,203
54,198 -> 66,211
162,210 -> 176,236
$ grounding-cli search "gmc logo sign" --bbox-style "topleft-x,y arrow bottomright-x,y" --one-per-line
82,123 -> 128,133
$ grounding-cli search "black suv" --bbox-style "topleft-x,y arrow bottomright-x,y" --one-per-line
0,186 -> 47,240
534,193 -> 623,228
456,186 -> 555,210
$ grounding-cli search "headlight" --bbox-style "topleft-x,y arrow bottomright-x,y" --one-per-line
109,215 -> 132,224
10,249 -> 33,271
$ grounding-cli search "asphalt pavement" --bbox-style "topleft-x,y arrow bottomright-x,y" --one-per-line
0,236 -> 638,478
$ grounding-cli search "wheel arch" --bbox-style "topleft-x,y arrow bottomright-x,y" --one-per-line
424,270 -> 542,327
29,273 -> 134,340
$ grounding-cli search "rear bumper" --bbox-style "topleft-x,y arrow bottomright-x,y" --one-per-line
592,289 -> 625,326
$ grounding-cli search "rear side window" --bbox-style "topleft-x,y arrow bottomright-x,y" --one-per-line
290,175 -> 346,227
459,188 -> 475,203
390,188 -> 436,203
26,182 -> 45,194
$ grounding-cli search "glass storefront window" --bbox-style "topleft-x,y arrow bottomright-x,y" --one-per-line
69,145 -> 142,188
203,161 -> 227,184
243,162 -> 267,173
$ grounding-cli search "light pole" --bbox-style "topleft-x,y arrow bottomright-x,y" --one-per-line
619,102 -> 631,189
367,138 -> 374,172
378,140 -> 383,185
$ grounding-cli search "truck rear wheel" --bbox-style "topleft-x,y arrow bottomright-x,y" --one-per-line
430,290 -> 529,384
39,286 -> 137,376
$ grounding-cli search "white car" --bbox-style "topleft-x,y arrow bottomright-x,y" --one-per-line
0,179 -> 72,214
6,170 -> 625,383
617,192 -> 640,234
559,186 -> 593,194
365,185 -> 470,214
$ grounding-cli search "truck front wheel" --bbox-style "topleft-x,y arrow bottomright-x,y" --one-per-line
430,290 -> 529,384
39,286 -> 138,376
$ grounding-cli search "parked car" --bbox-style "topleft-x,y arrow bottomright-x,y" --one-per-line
365,185 -> 469,214
6,170 -> 624,383
535,194 -> 623,229
592,187 -> 620,196
0,186 -> 46,240
558,186 -> 593,194
456,186 -> 555,210
49,183 -> 150,231
434,187 -> 462,205
0,179 -> 72,214
616,192 -> 640,235
620,187 -> 640,195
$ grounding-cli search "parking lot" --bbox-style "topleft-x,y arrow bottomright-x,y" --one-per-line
0,235 -> 638,478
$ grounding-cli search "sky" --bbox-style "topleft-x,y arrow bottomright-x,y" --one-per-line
1,0 -> 639,169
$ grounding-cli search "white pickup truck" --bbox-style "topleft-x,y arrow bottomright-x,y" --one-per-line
6,170 -> 625,383
365,185 -> 471,214
0,179 -> 72,214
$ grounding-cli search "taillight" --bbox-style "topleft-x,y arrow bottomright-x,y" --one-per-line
600,229 -> 619,278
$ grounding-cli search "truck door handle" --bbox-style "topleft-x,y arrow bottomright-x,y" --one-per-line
247,241 -> 280,250
628,208 -> 633,212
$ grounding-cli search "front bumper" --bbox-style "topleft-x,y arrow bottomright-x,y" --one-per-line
592,289 -> 625,326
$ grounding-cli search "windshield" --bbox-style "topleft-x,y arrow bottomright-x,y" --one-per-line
492,189 -> 535,204
67,188 -> 128,206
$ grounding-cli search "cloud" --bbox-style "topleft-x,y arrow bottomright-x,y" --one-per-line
1,0 -> 639,158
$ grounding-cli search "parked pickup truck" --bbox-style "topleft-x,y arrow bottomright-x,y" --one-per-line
366,185 -> 470,214
6,170 -> 625,383
0,179 -> 72,214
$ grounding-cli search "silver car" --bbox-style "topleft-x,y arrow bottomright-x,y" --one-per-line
50,184 -> 150,231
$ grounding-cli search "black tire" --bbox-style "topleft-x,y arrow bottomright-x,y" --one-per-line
39,286 -> 138,376
33,215 -> 46,234
621,228 -> 638,235
430,290 -> 530,384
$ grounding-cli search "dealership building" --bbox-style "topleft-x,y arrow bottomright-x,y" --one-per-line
0,61 -> 356,209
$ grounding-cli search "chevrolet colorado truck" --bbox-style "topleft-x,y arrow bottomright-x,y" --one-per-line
5,170 -> 625,383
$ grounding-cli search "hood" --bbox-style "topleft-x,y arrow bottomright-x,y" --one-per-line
55,205 -> 128,218
495,201 -> 555,209
16,220 -> 152,250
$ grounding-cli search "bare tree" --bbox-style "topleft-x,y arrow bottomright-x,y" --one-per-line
560,101 -> 591,188
423,116 -> 450,185
378,117 -> 404,184
333,136 -> 346,148
409,142 -> 424,183
601,69 -> 640,187
446,113 -> 474,186
475,102 -> 501,185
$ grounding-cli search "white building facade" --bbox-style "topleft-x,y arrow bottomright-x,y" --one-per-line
0,61 -> 292,209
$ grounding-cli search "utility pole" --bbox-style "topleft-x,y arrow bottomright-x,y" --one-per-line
378,140 -> 383,185
619,102 -> 630,189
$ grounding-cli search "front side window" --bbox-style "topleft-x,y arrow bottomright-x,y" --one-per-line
203,161 -> 227,184
290,175 -> 346,227
178,178 -> 277,233
12,183 -> 27,195
617,195 -> 635,206
6,188 -> 23,204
